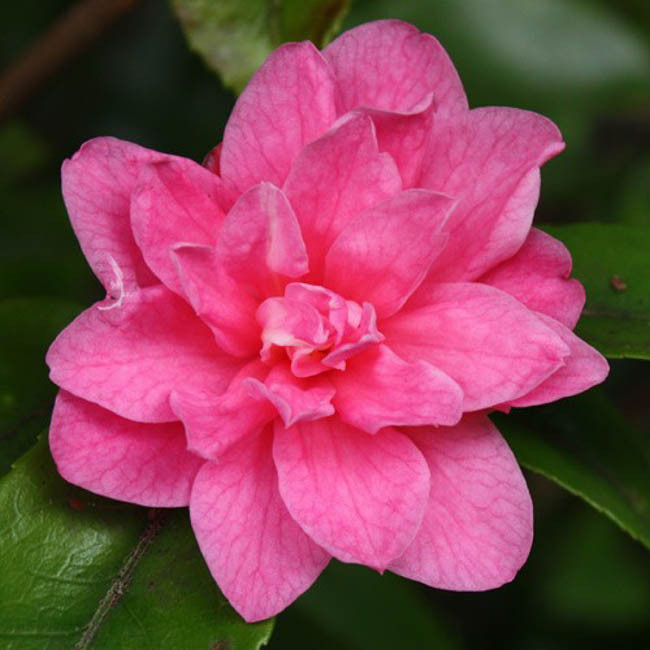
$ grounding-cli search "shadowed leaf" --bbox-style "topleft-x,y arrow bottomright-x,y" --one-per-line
499,389 -> 650,550
171,0 -> 350,93
0,437 -> 274,648
543,223 -> 650,360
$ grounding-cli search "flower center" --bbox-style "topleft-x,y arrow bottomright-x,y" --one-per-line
256,282 -> 384,377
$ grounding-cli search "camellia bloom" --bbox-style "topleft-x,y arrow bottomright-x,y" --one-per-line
47,20 -> 608,622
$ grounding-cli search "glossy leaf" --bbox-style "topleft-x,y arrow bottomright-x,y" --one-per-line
171,0 -> 350,92
0,297 -> 82,476
0,436 -> 274,649
542,223 -> 650,360
498,389 -> 650,550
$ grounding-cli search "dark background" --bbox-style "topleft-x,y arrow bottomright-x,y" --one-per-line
1,1 -> 649,648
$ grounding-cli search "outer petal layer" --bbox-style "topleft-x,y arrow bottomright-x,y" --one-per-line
220,42 -> 337,195
190,428 -> 330,622
324,19 -> 467,118
61,137 -> 167,292
50,391 -> 203,507
332,345 -> 462,433
389,415 -> 533,590
508,312 -> 609,407
385,283 -> 570,410
273,418 -> 430,569
47,285 -> 240,422
479,228 -> 585,328
421,108 -> 565,281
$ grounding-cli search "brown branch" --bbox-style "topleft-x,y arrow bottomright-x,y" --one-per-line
0,0 -> 144,122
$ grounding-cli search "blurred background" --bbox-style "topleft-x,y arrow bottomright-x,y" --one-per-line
1,1 -> 649,648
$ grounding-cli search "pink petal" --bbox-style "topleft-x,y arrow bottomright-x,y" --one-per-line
220,42 -> 337,195
50,391 -> 203,507
324,19 -> 467,119
203,142 -> 222,175
61,137 -> 169,292
389,415 -> 533,590
284,283 -> 352,350
170,361 -> 274,460
421,107 -> 565,281
216,182 -> 308,299
365,98 -> 435,188
324,190 -> 456,318
47,285 -> 240,423
332,344 -> 462,433
130,158 -> 226,294
248,362 -> 336,428
256,296 -> 328,360
508,312 -> 609,407
257,283 -> 385,376
273,417 -> 430,569
384,282 -> 570,411
190,427 -> 330,622
321,302 -> 383,369
171,244 -> 260,357
479,228 -> 586,328
283,113 -> 401,278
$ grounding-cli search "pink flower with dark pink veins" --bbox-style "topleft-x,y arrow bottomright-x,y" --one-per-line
47,20 -> 608,622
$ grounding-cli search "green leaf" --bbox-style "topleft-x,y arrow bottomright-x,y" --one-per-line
542,222 -> 650,360
276,0 -> 350,45
0,297 -> 82,476
498,389 -> 650,550
171,0 -> 350,93
0,437 -> 274,649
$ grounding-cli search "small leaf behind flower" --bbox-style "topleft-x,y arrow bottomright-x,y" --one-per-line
171,0 -> 350,93
543,223 -> 650,360
499,389 -> 650,550
0,436 -> 274,649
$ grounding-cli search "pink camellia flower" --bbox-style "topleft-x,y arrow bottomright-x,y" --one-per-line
47,20 -> 608,622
